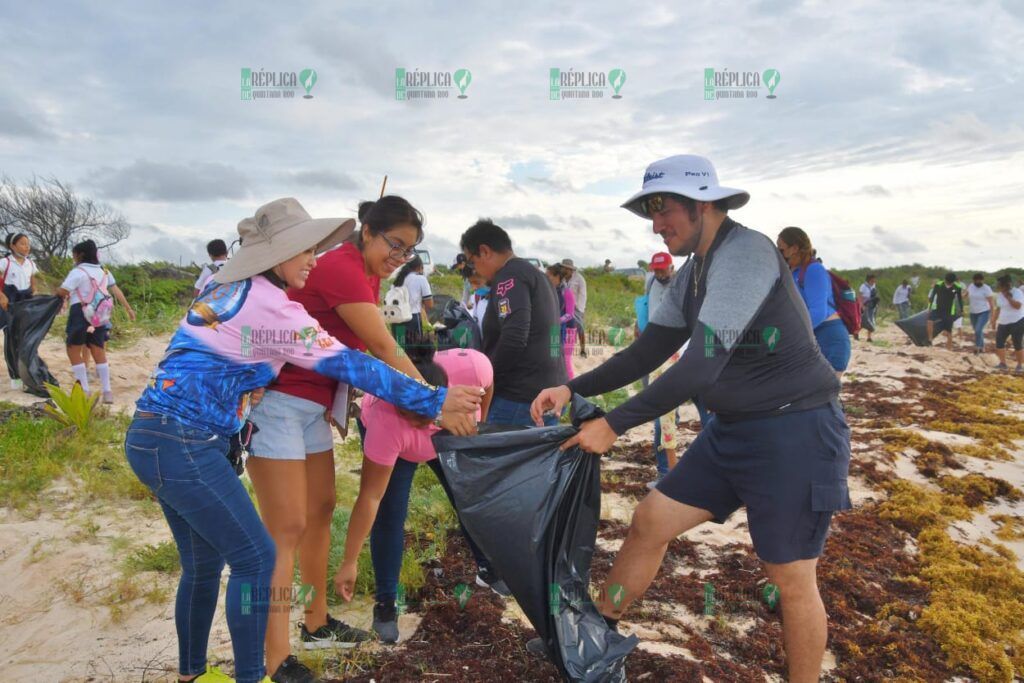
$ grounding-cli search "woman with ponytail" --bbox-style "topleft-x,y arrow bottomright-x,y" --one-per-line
777,227 -> 851,376
55,239 -> 136,402
334,326 -> 501,645
244,196 -> 459,679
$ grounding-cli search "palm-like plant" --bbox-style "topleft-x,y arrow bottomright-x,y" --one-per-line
43,382 -> 99,432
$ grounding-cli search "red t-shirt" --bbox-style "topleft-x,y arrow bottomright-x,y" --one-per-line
273,243 -> 380,409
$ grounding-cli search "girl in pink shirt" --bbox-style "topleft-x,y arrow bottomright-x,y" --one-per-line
334,330 -> 507,643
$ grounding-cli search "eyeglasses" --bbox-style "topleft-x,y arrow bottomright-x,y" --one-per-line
380,234 -> 417,262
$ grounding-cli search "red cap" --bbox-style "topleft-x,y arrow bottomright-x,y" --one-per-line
649,252 -> 672,270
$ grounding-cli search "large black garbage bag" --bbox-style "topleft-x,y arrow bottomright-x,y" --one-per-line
434,396 -> 638,682
895,309 -> 960,346
7,295 -> 61,396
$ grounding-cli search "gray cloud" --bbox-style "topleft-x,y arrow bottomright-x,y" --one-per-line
89,160 -> 250,202
568,216 -> 593,230
492,214 -> 553,231
870,225 -> 927,253
856,185 -> 891,197
282,170 -> 359,191
962,239 -> 980,248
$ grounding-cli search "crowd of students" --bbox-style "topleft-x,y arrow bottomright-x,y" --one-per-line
2,152 -> 1020,682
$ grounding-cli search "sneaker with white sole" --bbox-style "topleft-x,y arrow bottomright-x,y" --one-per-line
300,614 -> 370,649
475,566 -> 511,597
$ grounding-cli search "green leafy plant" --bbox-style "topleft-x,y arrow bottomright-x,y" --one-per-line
43,382 -> 99,432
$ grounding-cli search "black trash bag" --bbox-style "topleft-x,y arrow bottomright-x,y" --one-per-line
436,298 -> 482,352
434,395 -> 638,682
895,309 -> 960,346
426,293 -> 454,326
7,295 -> 61,396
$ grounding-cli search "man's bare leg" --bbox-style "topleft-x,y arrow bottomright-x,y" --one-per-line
595,491 -> 713,619
764,558 -> 827,683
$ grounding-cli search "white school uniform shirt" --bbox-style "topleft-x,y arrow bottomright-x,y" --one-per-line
892,284 -> 911,305
995,289 -> 1024,326
403,272 -> 432,314
195,259 -> 228,293
1,255 -> 37,291
965,283 -> 993,313
60,263 -> 117,306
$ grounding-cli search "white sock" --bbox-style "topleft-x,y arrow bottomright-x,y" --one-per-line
96,363 -> 111,392
71,363 -> 90,392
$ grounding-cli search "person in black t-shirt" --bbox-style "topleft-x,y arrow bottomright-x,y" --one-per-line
460,219 -> 567,426
927,272 -> 964,351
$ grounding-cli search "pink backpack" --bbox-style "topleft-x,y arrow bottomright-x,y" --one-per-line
76,266 -> 114,330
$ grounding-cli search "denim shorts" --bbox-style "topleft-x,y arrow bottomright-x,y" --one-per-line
247,390 -> 334,460
657,399 -> 852,564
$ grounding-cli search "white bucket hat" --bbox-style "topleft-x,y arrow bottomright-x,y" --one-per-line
621,155 -> 749,218
213,198 -> 355,283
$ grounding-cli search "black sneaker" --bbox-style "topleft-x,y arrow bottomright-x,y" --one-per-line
372,601 -> 400,643
300,614 -> 371,649
270,654 -> 319,683
475,566 -> 511,597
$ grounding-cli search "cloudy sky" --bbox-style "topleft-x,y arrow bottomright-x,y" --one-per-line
1,0 -> 1022,271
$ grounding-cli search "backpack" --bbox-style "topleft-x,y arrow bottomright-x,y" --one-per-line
76,266 -> 114,330
382,284 -> 413,323
798,265 -> 860,335
634,273 -> 663,333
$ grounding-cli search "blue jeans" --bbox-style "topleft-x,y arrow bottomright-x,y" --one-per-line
896,302 -> 911,320
970,311 -> 990,350
486,395 -> 559,427
370,457 -> 489,603
124,414 -> 275,683
814,318 -> 852,372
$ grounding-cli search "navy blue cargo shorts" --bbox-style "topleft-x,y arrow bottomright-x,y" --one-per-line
656,399 -> 852,564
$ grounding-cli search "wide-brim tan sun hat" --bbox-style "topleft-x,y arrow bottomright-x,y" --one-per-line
214,197 -> 356,284
621,154 -> 749,219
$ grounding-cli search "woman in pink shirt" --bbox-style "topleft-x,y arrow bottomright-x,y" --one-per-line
334,329 -> 501,643
547,264 -> 577,379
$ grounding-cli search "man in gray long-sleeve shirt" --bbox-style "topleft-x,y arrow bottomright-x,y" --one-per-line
530,155 -> 850,682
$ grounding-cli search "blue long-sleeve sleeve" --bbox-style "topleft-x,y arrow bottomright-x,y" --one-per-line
795,263 -> 835,329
